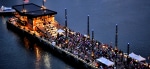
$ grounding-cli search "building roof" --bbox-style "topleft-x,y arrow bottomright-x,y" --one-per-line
12,3 -> 57,18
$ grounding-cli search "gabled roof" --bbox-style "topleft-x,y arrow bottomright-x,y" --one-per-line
12,3 -> 57,18
96,57 -> 114,66
129,52 -> 146,62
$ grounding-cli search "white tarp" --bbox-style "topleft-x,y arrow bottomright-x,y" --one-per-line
129,52 -> 146,62
57,29 -> 65,34
96,57 -> 114,66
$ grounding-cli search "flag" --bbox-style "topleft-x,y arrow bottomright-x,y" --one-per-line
23,0 -> 29,3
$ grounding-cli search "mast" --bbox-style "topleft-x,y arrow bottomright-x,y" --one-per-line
92,29 -> 94,51
87,15 -> 90,39
65,8 -> 68,38
42,0 -> 46,9
115,24 -> 118,49
22,0 -> 29,12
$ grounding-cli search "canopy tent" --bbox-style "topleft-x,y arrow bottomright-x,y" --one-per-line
52,41 -> 56,46
57,29 -> 65,33
96,57 -> 114,67
129,52 -> 146,62
84,34 -> 88,38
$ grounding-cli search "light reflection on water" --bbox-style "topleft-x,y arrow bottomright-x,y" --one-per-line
22,36 -> 72,69
1,0 -> 150,69
1,16 -> 6,24
43,52 -> 51,69
34,44 -> 41,69
23,37 -> 51,69
24,37 -> 30,49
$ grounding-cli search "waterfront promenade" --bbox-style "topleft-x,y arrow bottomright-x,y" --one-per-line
7,17 -> 150,69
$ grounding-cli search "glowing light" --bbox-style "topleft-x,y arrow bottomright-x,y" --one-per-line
24,37 -> 30,49
124,55 -> 127,58
120,53 -> 122,56
96,42 -> 98,45
135,60 -> 138,62
41,6 -> 46,10
22,9 -> 27,13
65,39 -> 68,44
102,45 -> 105,48
34,44 -> 41,69
44,53 -> 51,69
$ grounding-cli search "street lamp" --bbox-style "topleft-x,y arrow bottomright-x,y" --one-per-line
127,43 -> 130,56
92,29 -> 94,41
65,8 -> 68,39
42,0 -> 46,9
91,29 -> 94,51
91,29 -> 94,61
127,43 -> 130,68
114,24 -> 118,68
22,0 -> 28,13
87,15 -> 90,39
115,24 -> 118,49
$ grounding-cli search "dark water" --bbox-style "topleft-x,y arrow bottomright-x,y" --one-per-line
1,0 -> 150,69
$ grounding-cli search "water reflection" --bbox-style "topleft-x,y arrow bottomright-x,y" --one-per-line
34,44 -> 41,69
1,16 -> 7,24
43,52 -> 51,69
23,37 -> 42,69
24,37 -> 30,49
22,36 -> 73,69
34,43 -> 52,69
22,36 -> 53,69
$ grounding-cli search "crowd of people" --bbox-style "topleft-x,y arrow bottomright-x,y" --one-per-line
40,22 -> 150,68
9,17 -> 150,69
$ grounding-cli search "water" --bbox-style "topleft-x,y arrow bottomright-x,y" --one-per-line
0,0 -> 150,69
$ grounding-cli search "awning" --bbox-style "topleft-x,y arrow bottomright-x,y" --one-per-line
96,57 -> 114,66
57,29 -> 65,33
129,52 -> 146,62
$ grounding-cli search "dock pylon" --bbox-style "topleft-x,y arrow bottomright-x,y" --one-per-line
115,24 -> 118,50
87,15 -> 90,39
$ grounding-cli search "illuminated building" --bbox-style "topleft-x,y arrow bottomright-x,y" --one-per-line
12,3 -> 57,31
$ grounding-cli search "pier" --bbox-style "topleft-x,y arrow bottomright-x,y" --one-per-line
7,3 -> 150,69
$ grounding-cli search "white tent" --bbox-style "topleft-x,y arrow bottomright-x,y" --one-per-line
57,29 -> 65,34
129,52 -> 146,62
96,57 -> 114,66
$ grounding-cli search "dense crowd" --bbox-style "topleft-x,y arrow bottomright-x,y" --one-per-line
9,17 -> 150,69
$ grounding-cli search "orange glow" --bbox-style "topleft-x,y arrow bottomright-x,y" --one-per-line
65,39 -> 68,44
24,37 -> 30,49
34,44 -> 41,61
102,45 -> 105,48
112,49 -> 114,52
34,44 -> 41,69
22,9 -> 27,13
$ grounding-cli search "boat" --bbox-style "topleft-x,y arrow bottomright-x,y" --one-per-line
0,6 -> 16,15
